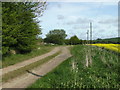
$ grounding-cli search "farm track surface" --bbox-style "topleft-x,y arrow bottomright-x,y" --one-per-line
0,47 -> 60,76
1,46 -> 72,88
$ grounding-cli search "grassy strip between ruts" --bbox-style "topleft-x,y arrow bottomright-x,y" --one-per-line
2,50 -> 61,83
27,45 -> 119,88
2,45 -> 55,68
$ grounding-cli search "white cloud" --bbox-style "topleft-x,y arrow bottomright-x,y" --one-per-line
38,2 -> 118,40
47,0 -> 119,3
57,15 -> 65,20
65,17 -> 91,25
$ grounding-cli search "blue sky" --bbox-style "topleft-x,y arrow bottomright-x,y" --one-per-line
38,2 -> 118,40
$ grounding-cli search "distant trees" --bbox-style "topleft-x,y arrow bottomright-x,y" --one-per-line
97,38 -> 102,40
44,32 -> 83,45
92,37 -> 120,44
44,30 -> 83,45
44,29 -> 67,45
69,35 -> 82,45
2,2 -> 46,55
64,39 -> 70,45
64,35 -> 82,45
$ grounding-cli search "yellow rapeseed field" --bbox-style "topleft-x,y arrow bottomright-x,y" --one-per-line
90,44 -> 120,53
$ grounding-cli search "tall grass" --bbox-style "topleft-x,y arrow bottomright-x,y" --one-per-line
28,45 -> 119,88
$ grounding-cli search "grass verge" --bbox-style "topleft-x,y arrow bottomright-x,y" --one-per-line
2,51 -> 61,82
2,45 -> 54,68
28,45 -> 119,88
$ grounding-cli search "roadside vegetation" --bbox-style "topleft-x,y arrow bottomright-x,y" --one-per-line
28,45 -> 119,88
2,2 -> 47,68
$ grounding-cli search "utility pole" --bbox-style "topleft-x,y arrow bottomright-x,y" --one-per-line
90,22 -> 92,44
89,22 -> 92,66
87,30 -> 89,44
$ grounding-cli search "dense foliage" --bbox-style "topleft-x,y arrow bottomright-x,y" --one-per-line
64,35 -> 82,45
44,29 -> 67,45
2,2 -> 46,55
69,35 -> 82,45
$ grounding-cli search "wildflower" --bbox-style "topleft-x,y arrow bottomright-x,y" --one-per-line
90,44 -> 120,53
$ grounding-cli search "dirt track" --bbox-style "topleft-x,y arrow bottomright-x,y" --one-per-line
1,46 -> 72,88
0,47 -> 61,76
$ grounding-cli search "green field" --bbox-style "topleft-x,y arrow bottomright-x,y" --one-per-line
2,45 -> 54,68
28,45 -> 119,88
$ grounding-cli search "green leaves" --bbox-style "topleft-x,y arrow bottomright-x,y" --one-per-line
2,46 -> 9,55
2,2 -> 46,55
69,35 -> 82,45
44,29 -> 67,45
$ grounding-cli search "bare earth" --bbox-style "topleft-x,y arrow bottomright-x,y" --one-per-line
2,46 -> 72,88
0,46 -> 61,76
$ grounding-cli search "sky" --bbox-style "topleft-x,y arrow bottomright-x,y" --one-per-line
38,2 -> 118,40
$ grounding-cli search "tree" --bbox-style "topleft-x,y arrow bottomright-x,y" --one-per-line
97,38 -> 102,40
69,35 -> 81,45
64,39 -> 70,45
44,29 -> 67,45
2,2 -> 18,55
2,2 -> 46,54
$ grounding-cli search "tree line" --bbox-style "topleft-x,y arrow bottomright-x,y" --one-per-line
43,29 -> 120,45
92,38 -> 120,44
43,29 -> 83,45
